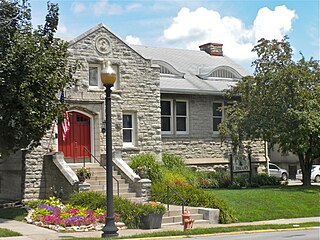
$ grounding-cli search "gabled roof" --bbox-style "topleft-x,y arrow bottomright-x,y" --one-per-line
68,23 -> 146,60
131,45 -> 250,95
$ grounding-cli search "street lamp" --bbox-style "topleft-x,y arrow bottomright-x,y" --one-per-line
101,61 -> 118,238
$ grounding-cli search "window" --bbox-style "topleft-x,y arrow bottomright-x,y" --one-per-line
213,102 -> 223,132
176,101 -> 188,133
123,113 -> 136,147
89,63 -> 119,90
89,64 -> 101,88
161,100 -> 188,134
161,100 -> 172,133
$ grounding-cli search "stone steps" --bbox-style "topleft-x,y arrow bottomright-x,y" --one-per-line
70,163 -> 137,199
162,206 -> 211,225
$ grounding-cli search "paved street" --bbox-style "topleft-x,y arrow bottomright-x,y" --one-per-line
174,228 -> 320,240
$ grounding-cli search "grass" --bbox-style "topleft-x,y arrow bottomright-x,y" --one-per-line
0,207 -> 27,221
207,185 -> 320,222
0,228 -> 22,237
60,222 -> 319,239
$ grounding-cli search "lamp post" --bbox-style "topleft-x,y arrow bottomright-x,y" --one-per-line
101,61 -> 118,238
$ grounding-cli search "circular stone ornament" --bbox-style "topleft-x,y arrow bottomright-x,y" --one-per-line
95,36 -> 111,55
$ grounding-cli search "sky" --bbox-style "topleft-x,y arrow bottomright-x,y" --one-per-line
30,0 -> 319,72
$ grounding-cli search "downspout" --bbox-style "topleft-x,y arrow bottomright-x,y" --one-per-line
265,141 -> 270,175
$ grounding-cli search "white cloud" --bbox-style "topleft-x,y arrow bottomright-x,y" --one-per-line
92,0 -> 123,16
71,2 -> 86,14
126,3 -> 143,11
57,22 -> 67,35
253,5 -> 297,41
162,6 -> 297,61
125,35 -> 142,45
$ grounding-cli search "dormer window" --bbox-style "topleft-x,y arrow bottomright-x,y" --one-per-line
160,65 -> 173,75
153,60 -> 184,78
210,69 -> 237,79
198,66 -> 242,80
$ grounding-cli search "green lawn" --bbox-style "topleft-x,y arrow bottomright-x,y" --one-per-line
207,185 -> 320,222
0,228 -> 22,237
0,207 -> 27,221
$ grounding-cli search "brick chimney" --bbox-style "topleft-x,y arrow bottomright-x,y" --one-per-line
199,43 -> 223,56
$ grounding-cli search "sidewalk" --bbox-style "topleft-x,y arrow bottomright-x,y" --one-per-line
1,217 -> 319,240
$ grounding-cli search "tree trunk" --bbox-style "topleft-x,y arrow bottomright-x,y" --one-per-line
298,153 -> 313,186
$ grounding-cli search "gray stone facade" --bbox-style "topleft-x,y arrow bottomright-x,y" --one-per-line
62,24 -> 162,163
161,94 -> 265,167
1,24 -> 267,201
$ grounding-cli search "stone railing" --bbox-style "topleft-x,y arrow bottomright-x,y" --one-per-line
113,151 -> 151,200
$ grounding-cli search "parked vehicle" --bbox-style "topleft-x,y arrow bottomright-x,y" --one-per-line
296,165 -> 320,182
268,163 -> 288,181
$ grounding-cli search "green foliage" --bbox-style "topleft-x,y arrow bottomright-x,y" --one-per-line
198,170 -> 232,188
162,153 -> 185,169
251,174 -> 280,187
0,0 -> 75,155
151,183 -> 236,224
137,201 -> 166,216
67,192 -> 166,229
129,153 -> 163,182
113,196 -> 141,229
68,192 -> 106,210
0,228 -> 22,237
0,207 -> 27,221
219,37 -> 320,186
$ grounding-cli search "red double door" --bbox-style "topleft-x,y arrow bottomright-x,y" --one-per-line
58,111 -> 91,163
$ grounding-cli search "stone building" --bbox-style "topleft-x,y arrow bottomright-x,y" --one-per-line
0,24 -> 266,202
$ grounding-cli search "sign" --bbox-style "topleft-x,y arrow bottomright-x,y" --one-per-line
233,155 -> 250,172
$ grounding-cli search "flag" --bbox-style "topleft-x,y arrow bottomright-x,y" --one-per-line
60,90 -> 65,103
62,111 -> 70,141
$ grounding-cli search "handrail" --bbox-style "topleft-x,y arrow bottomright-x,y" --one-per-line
165,183 -> 185,223
83,147 -> 119,196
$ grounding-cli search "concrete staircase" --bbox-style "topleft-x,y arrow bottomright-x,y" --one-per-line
70,163 -> 137,199
70,163 -> 215,226
162,205 -> 210,226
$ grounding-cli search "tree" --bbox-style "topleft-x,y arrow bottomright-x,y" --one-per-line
0,0 -> 75,156
219,38 -> 320,186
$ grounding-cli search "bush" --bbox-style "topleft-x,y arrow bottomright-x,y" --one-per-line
129,153 -> 163,182
113,196 -> 141,229
67,192 -> 168,229
151,183 -> 236,224
252,173 -> 281,186
68,192 -> 105,210
162,153 -> 185,169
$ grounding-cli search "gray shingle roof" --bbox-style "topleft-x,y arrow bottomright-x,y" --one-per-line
131,44 -> 249,95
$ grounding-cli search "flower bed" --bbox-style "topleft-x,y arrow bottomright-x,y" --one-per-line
25,197 -> 124,232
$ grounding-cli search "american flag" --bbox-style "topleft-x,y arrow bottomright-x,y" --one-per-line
62,112 -> 70,141
60,91 -> 70,141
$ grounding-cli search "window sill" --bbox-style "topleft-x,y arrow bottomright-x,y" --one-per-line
88,87 -> 104,92
122,145 -> 139,151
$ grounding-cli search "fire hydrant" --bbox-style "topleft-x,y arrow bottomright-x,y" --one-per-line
182,208 -> 194,231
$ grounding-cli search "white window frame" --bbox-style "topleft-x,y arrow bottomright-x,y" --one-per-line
213,102 -> 223,134
161,100 -> 173,134
88,64 -> 103,89
175,100 -> 189,134
122,113 -> 136,148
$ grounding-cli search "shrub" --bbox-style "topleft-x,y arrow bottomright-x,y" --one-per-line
67,192 -> 168,229
68,192 -> 105,210
137,201 -> 166,216
162,153 -> 185,169
151,183 -> 236,224
113,196 -> 141,229
200,170 -> 232,188
252,173 -> 281,186
129,153 -> 163,182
